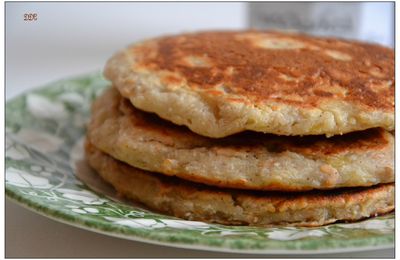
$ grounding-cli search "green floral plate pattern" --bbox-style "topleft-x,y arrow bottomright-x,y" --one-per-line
5,73 -> 394,254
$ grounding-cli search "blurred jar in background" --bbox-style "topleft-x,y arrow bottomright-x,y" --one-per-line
248,2 -> 394,47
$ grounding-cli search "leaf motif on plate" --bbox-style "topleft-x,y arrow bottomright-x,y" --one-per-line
26,94 -> 68,121
6,137 -> 30,160
11,128 -> 64,154
6,167 -> 53,189
267,228 -> 327,241
103,217 -> 210,230
55,188 -> 107,205
336,218 -> 394,232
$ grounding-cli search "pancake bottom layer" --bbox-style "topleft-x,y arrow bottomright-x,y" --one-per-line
85,141 -> 394,227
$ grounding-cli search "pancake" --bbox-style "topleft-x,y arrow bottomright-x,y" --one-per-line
104,30 -> 394,138
87,88 -> 394,191
85,141 -> 394,227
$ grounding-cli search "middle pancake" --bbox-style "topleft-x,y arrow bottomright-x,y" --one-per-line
87,88 -> 394,191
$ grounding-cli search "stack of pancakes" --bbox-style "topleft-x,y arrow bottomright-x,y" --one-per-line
86,31 -> 394,227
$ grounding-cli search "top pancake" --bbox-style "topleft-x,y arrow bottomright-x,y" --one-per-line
105,30 -> 394,138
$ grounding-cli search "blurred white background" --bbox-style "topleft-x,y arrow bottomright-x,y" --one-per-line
5,2 -> 395,257
6,2 -> 394,100
6,2 -> 246,99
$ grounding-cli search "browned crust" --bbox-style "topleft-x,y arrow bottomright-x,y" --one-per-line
129,30 -> 394,111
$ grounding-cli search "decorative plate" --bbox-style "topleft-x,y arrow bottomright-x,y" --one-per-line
5,73 -> 394,254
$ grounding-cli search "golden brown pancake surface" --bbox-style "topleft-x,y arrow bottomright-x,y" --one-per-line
105,30 -> 394,137
134,31 -> 394,110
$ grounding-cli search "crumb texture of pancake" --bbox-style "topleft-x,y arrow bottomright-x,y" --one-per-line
87,88 -> 394,191
104,30 -> 394,138
85,141 -> 394,227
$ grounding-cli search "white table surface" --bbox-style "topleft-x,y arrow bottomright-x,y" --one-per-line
5,2 -> 394,258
